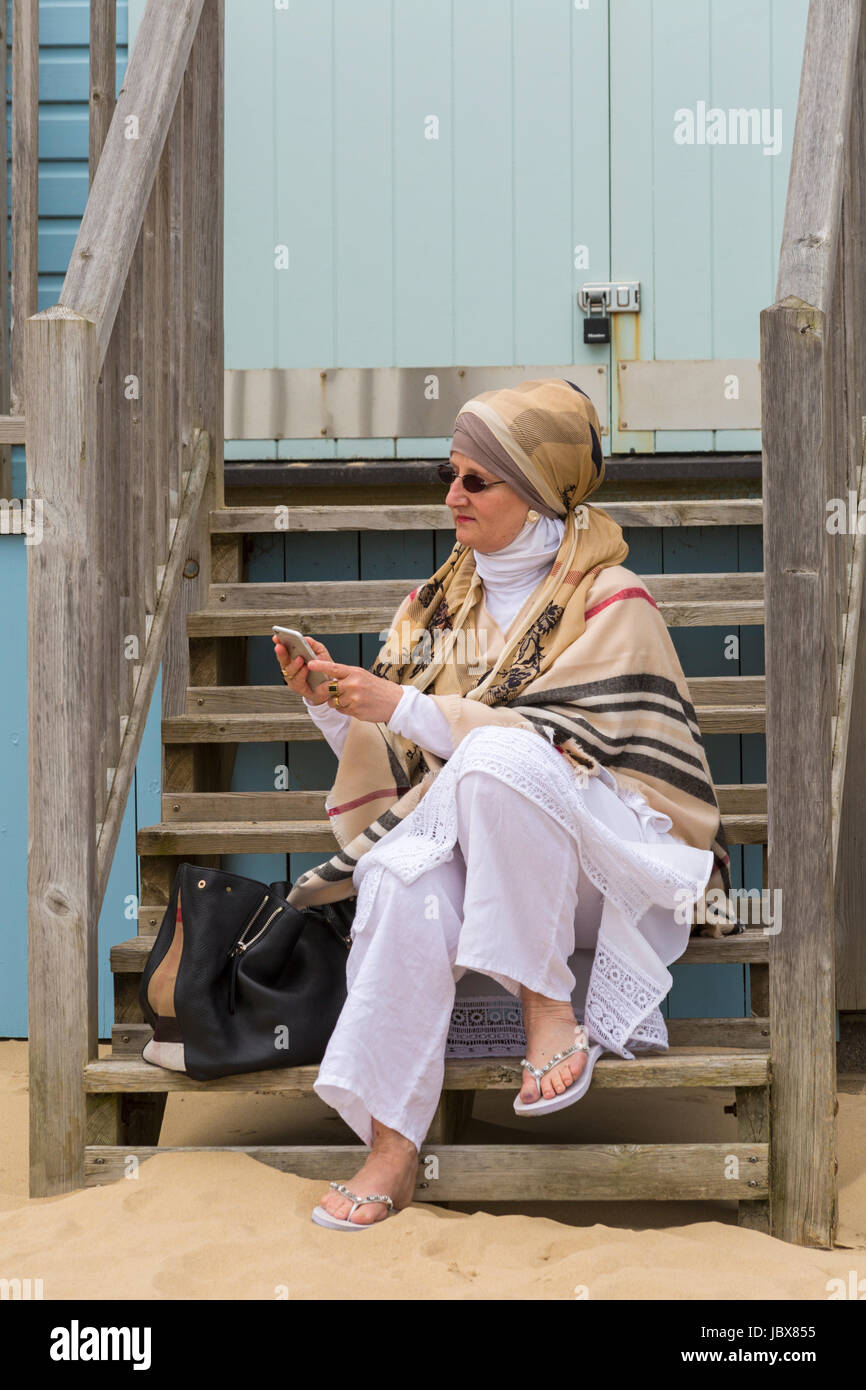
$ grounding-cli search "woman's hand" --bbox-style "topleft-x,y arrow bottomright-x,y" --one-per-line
272,634 -> 336,706
305,657 -> 404,723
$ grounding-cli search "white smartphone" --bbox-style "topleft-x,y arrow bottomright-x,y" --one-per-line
272,626 -> 329,690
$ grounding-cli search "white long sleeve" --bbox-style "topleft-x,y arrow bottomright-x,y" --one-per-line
302,683 -> 455,761
302,695 -> 352,758
384,684 -> 455,759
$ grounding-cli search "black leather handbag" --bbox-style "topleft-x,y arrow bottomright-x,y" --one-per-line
139,860 -> 355,1081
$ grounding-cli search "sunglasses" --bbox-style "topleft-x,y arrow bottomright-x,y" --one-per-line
437,462 -> 508,494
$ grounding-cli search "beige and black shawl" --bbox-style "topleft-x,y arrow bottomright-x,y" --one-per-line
286,379 -> 733,935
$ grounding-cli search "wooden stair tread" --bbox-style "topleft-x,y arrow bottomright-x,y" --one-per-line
136,813 -> 766,852
188,572 -> 766,634
137,820 -> 335,853
111,1016 -> 771,1056
157,786 -> 766,818
85,1049 -> 770,1093
185,674 -> 767,714
163,709 -> 767,741
189,602 -> 764,634
209,573 -> 764,604
111,927 -> 771,970
209,498 -> 764,533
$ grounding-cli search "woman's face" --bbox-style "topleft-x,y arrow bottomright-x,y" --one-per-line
445,450 -> 531,552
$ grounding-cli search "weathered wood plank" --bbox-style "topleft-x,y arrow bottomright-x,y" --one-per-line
88,0 -> 116,180
157,785 -> 766,823
761,298 -> 837,1247
111,1016 -> 771,1059
209,499 -> 764,533
96,432 -> 212,905
736,1086 -> 771,1232
0,415 -> 26,444
210,572 -> 764,610
133,814 -> 766,856
60,0 -> 206,366
25,311 -> 101,1196
84,1142 -> 768,1202
776,0 -> 861,311
161,3 -> 225,721
188,599 -> 765,637
181,678 -> 767,716
85,1050 -> 770,1094
91,28 -> 122,798
113,928 -> 770,978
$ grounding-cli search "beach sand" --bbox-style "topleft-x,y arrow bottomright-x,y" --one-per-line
1,1040 -> 864,1300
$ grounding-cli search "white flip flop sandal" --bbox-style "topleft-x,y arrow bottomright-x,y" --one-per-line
513,1023 -> 606,1115
311,1182 -> 396,1231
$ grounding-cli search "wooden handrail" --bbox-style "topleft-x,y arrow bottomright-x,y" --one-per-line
776,0 -> 862,311
762,0 -> 866,1247
59,0 -> 205,369
25,0 -> 224,1197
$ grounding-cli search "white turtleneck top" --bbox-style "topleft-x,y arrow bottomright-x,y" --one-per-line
302,513 -> 566,760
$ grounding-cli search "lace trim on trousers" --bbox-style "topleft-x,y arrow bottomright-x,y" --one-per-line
351,726 -> 706,937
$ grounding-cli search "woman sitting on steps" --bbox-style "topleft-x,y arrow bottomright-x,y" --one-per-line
272,377 -> 733,1232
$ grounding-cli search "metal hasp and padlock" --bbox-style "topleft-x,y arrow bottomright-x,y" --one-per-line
579,281 -> 641,345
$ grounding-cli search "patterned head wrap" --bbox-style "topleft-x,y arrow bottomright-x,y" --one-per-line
379,377 -> 629,693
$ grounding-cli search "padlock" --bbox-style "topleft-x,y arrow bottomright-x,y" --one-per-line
583,290 -> 611,345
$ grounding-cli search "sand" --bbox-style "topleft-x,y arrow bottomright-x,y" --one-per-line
1,1040 -> 864,1300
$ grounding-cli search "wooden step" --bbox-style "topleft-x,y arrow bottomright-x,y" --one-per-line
85,1049 -> 770,1095
110,1015 -> 770,1059
185,674 -> 766,714
136,810 -> 766,857
181,677 -> 766,734
155,785 -> 767,821
165,702 -> 767,742
189,572 -> 766,635
111,926 -> 772,973
209,498 -> 764,533
83,1140 -> 769,1201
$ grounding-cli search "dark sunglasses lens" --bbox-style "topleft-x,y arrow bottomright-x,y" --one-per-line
438,464 -> 485,492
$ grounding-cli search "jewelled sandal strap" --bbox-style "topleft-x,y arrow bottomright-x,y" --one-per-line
329,1181 -> 395,1214
518,1025 -> 591,1087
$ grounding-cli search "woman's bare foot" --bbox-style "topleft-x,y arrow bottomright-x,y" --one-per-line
317,1119 -> 418,1226
519,986 -> 587,1104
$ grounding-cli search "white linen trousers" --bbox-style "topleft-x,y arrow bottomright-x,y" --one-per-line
313,724 -> 716,1151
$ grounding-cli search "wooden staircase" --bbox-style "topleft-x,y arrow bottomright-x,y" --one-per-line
25,0 -> 866,1250
87,495 -> 774,1229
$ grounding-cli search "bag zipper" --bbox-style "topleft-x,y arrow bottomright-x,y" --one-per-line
227,899 -> 284,1014
228,895 -> 276,958
226,895 -> 271,961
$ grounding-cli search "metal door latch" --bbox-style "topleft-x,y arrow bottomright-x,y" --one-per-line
579,281 -> 640,345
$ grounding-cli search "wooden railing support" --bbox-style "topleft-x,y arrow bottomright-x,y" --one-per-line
26,310 -> 101,1196
761,0 -> 866,1247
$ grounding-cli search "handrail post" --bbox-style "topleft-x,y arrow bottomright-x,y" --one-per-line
761,299 -> 838,1247
26,308 -> 101,1196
